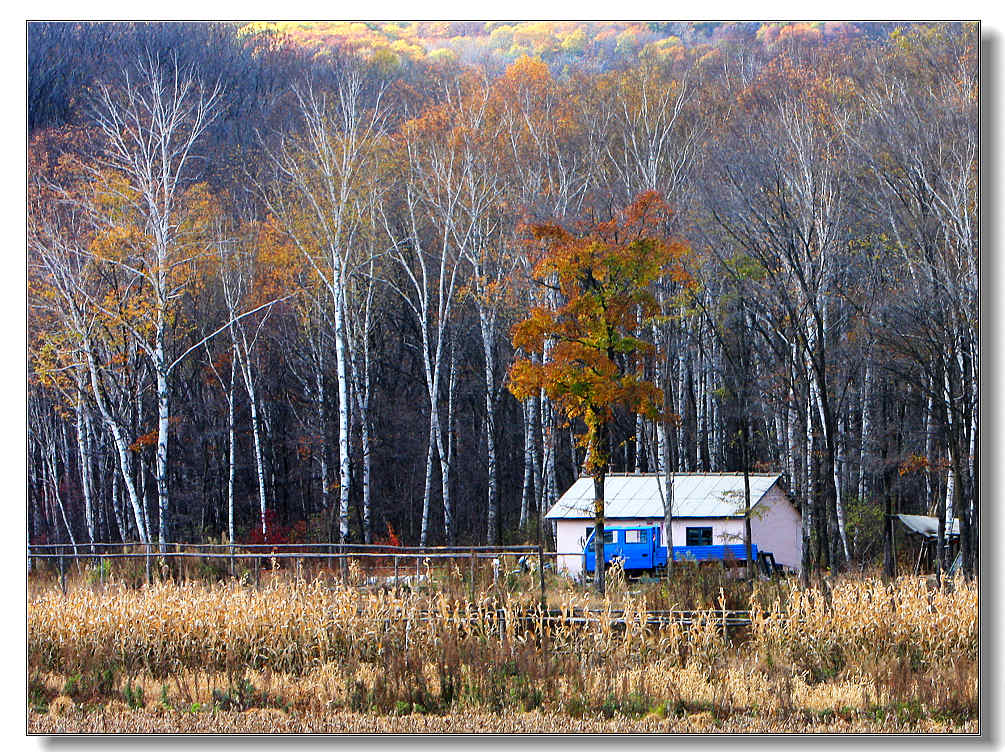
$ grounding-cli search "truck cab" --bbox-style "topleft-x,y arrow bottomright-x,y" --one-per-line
583,524 -> 668,573
583,524 -> 759,573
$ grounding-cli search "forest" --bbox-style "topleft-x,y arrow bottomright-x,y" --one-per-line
27,21 -> 979,579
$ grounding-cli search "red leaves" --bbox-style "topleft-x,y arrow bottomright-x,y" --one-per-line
243,508 -> 307,546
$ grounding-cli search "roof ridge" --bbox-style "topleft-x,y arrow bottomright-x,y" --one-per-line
577,471 -> 781,477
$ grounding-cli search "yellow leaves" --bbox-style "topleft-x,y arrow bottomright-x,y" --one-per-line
89,223 -> 144,263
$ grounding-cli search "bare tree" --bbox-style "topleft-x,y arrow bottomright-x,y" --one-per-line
260,62 -> 388,543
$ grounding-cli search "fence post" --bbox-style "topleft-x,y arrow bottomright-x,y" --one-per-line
145,543 -> 151,586
393,553 -> 399,591
469,548 -> 476,602
538,545 -> 546,610
229,543 -> 235,579
59,545 -> 66,595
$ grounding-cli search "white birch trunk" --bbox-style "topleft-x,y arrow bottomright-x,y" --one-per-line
541,394 -> 558,513
635,413 -> 645,473
227,350 -> 237,545
858,359 -> 874,505
334,280 -> 353,544
440,345 -> 457,544
317,346 -> 331,513
75,398 -> 96,550
349,277 -> 375,545
835,409 -> 850,561
804,381 -> 815,573
676,336 -> 687,469
84,343 -> 148,544
925,384 -> 937,509
787,383 -> 799,498
699,348 -> 710,471
479,309 -> 500,544
46,439 -> 78,555
520,400 -> 533,529
420,419 -> 437,546
155,352 -> 170,550
360,401 -> 372,544
232,327 -> 269,540
247,377 -> 268,539
109,460 -> 127,542
531,390 -> 543,513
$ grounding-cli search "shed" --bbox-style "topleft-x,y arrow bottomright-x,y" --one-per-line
895,514 -> 961,575
546,472 -> 801,577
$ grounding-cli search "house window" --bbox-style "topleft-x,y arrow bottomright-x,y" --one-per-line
686,527 -> 713,546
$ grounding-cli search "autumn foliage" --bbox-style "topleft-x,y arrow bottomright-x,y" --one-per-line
509,191 -> 691,474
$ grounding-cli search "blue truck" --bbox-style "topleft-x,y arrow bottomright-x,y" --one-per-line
583,524 -> 758,573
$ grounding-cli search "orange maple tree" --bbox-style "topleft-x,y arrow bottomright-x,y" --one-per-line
507,191 -> 691,592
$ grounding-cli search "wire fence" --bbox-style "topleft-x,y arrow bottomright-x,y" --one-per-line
27,541 -> 554,604
26,543 -> 781,634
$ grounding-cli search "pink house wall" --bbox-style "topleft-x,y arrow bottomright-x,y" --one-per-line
668,518 -> 745,548
749,484 -> 803,571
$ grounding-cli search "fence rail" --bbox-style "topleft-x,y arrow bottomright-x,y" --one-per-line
27,542 -> 550,605
27,543 -> 768,633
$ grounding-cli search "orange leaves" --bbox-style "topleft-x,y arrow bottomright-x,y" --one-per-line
250,215 -> 304,302
518,191 -> 691,320
898,453 -> 949,477
499,56 -> 553,96
129,428 -> 159,452
508,193 -> 690,466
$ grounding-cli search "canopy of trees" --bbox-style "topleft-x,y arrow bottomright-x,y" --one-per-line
27,22 -> 978,579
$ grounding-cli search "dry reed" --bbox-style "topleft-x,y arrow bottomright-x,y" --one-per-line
28,573 -> 979,728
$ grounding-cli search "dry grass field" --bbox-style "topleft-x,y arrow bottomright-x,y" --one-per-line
28,568 -> 979,734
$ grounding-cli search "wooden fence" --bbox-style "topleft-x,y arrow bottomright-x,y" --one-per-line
27,543 -> 765,631
27,542 -> 549,605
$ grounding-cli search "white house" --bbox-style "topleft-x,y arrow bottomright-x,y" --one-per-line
546,472 -> 802,577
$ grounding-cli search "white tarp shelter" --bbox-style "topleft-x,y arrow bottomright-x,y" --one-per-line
895,514 -> 960,539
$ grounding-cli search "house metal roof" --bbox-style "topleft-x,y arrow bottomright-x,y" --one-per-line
544,473 -> 783,520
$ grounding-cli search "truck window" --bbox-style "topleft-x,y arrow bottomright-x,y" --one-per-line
624,530 -> 647,544
604,530 -> 615,544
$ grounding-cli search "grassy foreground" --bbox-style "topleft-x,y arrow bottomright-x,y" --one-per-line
28,572 -> 979,733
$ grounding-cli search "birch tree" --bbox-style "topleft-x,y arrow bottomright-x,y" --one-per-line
260,62 -> 388,543
86,53 -> 222,547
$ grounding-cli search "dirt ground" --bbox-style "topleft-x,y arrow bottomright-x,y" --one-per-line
29,707 -> 979,735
